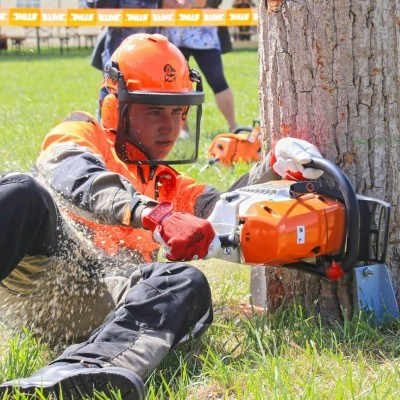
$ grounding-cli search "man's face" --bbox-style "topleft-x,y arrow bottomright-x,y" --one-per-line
126,103 -> 184,160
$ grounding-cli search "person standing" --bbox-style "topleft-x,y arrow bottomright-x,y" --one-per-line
87,0 -> 162,116
87,0 -> 161,72
163,0 -> 239,135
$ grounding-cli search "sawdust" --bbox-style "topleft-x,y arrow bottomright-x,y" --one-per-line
0,211 -> 150,344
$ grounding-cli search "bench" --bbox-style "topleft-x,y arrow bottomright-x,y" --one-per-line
8,36 -> 25,54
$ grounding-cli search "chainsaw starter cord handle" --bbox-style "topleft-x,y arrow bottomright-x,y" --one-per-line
305,157 -> 360,273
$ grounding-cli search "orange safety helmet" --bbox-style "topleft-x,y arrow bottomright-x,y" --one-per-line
101,33 -> 205,165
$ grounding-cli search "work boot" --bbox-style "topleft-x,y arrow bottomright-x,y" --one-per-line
0,361 -> 145,399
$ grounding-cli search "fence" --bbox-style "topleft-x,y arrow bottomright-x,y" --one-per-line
0,7 -> 258,53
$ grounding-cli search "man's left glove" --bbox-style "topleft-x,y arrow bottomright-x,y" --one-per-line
142,202 -> 220,261
271,138 -> 324,181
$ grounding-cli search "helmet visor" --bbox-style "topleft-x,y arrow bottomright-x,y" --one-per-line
119,97 -> 202,166
116,76 -> 204,165
165,103 -> 201,164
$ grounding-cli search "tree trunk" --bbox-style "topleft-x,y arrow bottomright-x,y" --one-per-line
252,0 -> 400,320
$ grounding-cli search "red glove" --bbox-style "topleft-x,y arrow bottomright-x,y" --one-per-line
142,201 -> 216,261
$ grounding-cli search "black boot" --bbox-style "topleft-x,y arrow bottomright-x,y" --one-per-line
0,361 -> 145,399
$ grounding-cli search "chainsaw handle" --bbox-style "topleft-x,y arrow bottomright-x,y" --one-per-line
218,233 -> 239,248
305,157 -> 360,273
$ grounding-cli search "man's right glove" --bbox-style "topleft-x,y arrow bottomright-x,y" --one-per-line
142,201 -> 220,262
270,137 -> 324,181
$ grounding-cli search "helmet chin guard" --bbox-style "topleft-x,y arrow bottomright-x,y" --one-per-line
101,33 -> 205,166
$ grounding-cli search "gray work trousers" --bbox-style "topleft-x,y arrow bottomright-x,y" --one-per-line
0,173 -> 213,378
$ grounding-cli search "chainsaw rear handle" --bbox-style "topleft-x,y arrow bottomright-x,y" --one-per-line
303,157 -> 360,273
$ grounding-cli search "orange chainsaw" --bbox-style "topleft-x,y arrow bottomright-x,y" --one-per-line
208,158 -> 398,321
208,119 -> 261,166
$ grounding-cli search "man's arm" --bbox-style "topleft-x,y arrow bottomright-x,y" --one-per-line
34,113 -> 152,227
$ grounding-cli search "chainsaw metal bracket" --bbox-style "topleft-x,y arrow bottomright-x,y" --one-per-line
353,263 -> 399,324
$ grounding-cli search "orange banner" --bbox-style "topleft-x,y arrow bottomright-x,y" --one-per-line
123,9 -> 150,27
98,9 -> 124,26
0,8 -> 9,26
226,8 -> 256,26
9,8 -> 40,27
149,9 -> 176,27
0,8 -> 258,27
202,9 -> 226,26
67,9 -> 97,26
175,9 -> 202,26
41,9 -> 68,27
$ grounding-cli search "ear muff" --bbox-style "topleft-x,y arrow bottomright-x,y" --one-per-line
101,94 -> 119,131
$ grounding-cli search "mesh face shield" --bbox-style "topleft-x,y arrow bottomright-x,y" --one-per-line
115,69 -> 205,166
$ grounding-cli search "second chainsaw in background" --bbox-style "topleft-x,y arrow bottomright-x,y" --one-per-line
208,119 -> 261,166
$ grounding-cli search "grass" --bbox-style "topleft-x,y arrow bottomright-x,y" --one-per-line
0,47 -> 259,186
1,47 -> 400,399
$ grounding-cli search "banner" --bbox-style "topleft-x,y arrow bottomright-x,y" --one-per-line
0,8 -> 258,27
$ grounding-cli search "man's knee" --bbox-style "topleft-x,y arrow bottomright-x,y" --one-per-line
1,173 -> 35,194
179,263 -> 211,300
0,173 -> 58,258
141,262 -> 211,300
123,262 -> 213,346
1,173 -> 51,206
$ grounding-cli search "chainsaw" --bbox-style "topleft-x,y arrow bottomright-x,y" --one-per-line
208,119 -> 261,166
208,157 -> 399,323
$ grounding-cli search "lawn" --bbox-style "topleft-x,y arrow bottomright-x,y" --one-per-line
1,47 -> 400,399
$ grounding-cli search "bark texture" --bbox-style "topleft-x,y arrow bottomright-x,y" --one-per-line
255,0 -> 400,320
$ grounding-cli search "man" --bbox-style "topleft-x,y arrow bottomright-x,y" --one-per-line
0,34 -> 323,399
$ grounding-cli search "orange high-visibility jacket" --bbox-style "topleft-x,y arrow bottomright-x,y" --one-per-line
33,112 -> 222,262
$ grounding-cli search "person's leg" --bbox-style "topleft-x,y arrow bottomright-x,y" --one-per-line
0,174 -> 145,399
0,262 -> 211,399
55,262 -> 213,376
215,87 -> 238,132
192,48 -> 238,132
0,173 -> 58,282
0,173 -> 103,339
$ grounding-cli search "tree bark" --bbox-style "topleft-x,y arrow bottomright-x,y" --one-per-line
253,0 -> 400,320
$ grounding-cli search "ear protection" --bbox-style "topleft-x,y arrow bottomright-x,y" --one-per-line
101,93 -> 119,131
101,60 -> 123,131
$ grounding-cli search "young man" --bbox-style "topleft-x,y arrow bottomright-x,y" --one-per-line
0,34 -> 323,399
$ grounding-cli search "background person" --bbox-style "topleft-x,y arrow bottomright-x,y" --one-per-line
0,34 -> 323,399
87,0 -> 161,72
87,0 -> 162,118
162,0 -> 239,136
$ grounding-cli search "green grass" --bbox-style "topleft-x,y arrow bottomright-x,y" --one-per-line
1,47 -> 400,399
0,47 -> 259,188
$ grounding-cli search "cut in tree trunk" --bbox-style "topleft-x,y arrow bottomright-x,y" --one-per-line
252,0 -> 400,320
